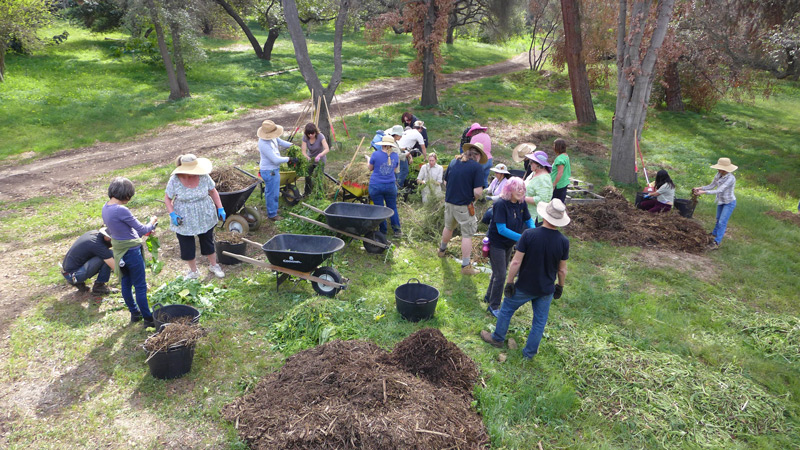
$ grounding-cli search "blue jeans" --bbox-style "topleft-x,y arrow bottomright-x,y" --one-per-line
260,169 -> 280,218
120,247 -> 152,320
396,157 -> 409,188
481,158 -> 493,188
63,256 -> 111,285
713,200 -> 736,244
492,288 -> 553,358
369,182 -> 400,234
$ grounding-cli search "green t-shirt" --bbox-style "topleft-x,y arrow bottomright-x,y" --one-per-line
551,153 -> 571,189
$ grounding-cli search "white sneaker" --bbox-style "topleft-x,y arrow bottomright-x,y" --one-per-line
209,264 -> 225,278
185,270 -> 200,280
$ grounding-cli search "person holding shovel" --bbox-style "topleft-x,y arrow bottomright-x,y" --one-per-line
164,154 -> 226,279
102,177 -> 158,328
693,157 -> 738,250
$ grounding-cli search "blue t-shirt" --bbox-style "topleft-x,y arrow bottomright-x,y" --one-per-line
488,199 -> 531,249
371,130 -> 385,151
369,150 -> 399,184
514,227 -> 569,297
444,158 -> 484,205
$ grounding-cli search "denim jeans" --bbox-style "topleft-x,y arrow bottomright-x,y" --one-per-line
260,169 -> 281,218
63,256 -> 111,285
713,200 -> 736,244
485,245 -> 513,310
369,182 -> 400,234
481,158 -> 493,188
120,246 -> 152,319
396,157 -> 409,188
492,288 -> 553,358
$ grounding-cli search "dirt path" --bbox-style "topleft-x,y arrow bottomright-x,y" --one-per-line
0,53 -> 528,203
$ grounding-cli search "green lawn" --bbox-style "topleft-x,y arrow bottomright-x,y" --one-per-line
1,65 -> 799,447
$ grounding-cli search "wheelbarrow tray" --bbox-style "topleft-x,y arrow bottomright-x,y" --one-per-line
262,234 -> 345,273
280,171 -> 297,185
219,181 -> 260,217
323,202 -> 394,235
342,181 -> 368,198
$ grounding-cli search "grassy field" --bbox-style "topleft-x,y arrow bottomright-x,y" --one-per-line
0,21 -> 521,161
1,63 -> 799,447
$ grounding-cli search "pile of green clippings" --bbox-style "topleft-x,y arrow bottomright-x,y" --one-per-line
740,314 -> 800,363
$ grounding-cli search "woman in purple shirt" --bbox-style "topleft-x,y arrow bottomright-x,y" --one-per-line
300,123 -> 330,197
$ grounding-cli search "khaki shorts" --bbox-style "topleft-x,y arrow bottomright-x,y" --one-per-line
444,202 -> 477,237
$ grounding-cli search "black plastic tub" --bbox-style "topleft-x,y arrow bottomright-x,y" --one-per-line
152,303 -> 200,331
323,202 -> 394,235
146,344 -> 195,380
216,241 -> 246,265
674,198 -> 696,218
395,278 -> 440,322
262,234 -> 345,273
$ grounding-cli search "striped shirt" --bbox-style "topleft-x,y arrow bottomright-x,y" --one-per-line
700,172 -> 736,205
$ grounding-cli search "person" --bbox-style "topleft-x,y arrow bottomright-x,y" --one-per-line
524,151 -> 553,226
164,154 -> 226,279
466,123 -> 493,188
397,125 -> 427,187
416,152 -> 443,204
60,228 -> 114,294
401,112 -> 418,130
413,120 -> 429,154
257,119 -> 295,221
693,157 -> 738,250
369,135 -> 402,236
437,142 -> 487,275
480,163 -> 511,225
300,123 -> 330,197
512,143 -> 537,179
101,177 -> 158,328
480,198 -> 570,359
637,169 -> 675,213
484,177 -> 533,317
551,139 -> 571,202
370,129 -> 385,151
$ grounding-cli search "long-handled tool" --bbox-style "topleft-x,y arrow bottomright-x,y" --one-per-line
333,93 -> 350,137
289,98 -> 313,142
634,129 -> 651,187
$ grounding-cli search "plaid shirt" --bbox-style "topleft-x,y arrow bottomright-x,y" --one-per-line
700,172 -> 736,205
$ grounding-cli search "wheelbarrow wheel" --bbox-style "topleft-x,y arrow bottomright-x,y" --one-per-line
363,231 -> 389,254
242,206 -> 261,231
223,215 -> 249,234
311,266 -> 342,297
282,185 -> 302,206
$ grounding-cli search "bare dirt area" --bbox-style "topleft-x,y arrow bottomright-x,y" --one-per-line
630,249 -> 718,283
0,53 -> 527,204
765,210 -> 800,227
222,328 -> 488,449
499,121 -> 611,158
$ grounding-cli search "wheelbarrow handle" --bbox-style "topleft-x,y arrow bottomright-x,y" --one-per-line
234,166 -> 259,180
322,171 -> 341,186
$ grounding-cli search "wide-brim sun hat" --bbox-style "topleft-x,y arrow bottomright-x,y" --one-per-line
172,154 -> 213,175
537,198 -> 570,227
414,120 -> 426,129
525,150 -> 552,168
710,157 -> 738,172
466,122 -> 487,137
385,125 -> 404,137
257,120 -> 284,139
490,163 -> 510,174
462,142 -> 488,165
512,143 -> 537,162
378,135 -> 399,150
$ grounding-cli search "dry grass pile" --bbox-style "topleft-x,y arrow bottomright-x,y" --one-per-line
216,231 -> 243,244
223,329 -> 488,449
210,168 -> 255,193
339,162 -> 371,186
143,320 -> 206,356
765,210 -> 800,227
567,187 -> 713,253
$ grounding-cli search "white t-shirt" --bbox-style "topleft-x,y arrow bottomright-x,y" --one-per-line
397,129 -> 425,151
656,183 -> 675,204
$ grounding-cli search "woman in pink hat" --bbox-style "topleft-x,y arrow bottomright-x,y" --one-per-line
466,123 -> 492,188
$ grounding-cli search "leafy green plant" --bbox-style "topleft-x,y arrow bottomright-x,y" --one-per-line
149,277 -> 227,313
144,235 -> 164,274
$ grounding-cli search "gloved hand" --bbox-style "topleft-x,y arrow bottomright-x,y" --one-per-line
643,194 -> 651,199
288,157 -> 299,166
314,154 -> 321,162
217,207 -> 226,221
169,212 -> 182,226
554,284 -> 564,299
504,283 -> 515,298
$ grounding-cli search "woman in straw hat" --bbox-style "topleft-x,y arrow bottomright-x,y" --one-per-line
512,143 -> 536,179
693,157 -> 738,249
369,135 -> 402,236
165,154 -> 226,279
257,119 -> 295,221
524,150 -> 553,227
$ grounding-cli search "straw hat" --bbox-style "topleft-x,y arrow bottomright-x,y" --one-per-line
466,122 -> 487,137
512,143 -> 537,162
257,120 -> 284,139
377,135 -> 399,150
413,120 -> 426,129
385,125 -> 404,137
172,154 -> 212,175
710,157 -> 738,172
462,142 -> 489,165
525,150 -> 552,168
490,163 -> 510,174
537,198 -> 570,227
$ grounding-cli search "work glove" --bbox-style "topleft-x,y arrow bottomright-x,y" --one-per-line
314,154 -> 322,162
288,157 -> 299,166
504,283 -> 515,298
553,284 -> 564,299
169,212 -> 182,226
217,208 -> 226,221
643,194 -> 651,199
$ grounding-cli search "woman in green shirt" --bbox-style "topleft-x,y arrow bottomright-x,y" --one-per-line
551,139 -> 571,202
524,151 -> 554,226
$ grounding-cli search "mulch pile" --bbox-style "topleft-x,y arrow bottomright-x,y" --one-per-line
223,328 -> 488,449
210,167 -> 256,193
765,210 -> 800,227
567,187 -> 714,253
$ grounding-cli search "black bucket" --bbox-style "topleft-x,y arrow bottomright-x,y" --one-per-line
216,240 -> 246,265
395,278 -> 439,322
152,303 -> 200,331
146,344 -> 195,380
634,191 -> 645,207
674,198 -> 696,218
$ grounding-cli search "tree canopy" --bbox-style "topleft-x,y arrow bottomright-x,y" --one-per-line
0,0 -> 53,82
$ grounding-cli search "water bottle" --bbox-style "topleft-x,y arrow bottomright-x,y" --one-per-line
481,237 -> 490,258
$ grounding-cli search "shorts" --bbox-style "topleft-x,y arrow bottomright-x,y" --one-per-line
176,227 -> 215,261
444,202 -> 477,237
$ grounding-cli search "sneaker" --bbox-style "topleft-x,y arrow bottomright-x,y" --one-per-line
461,265 -> 479,276
209,264 -> 225,278
185,270 -> 200,280
707,241 -> 720,251
487,306 -> 500,318
130,311 -> 143,323
91,282 -> 111,295
142,318 -> 155,329
480,330 -> 504,348
74,282 -> 89,293
268,215 -> 284,221
393,229 -> 403,237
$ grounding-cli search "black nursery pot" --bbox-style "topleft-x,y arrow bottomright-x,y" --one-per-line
395,278 -> 440,322
146,344 -> 195,380
216,241 -> 246,265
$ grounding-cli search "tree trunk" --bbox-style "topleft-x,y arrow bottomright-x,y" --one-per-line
446,11 -> 456,45
420,0 -> 439,106
664,61 -> 684,112
529,31 -> 535,70
263,28 -> 280,60
168,19 -> 191,99
0,43 -> 5,83
215,0 -> 265,59
145,0 -> 182,101
560,0 -> 596,124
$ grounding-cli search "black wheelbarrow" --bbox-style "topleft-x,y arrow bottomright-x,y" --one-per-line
218,167 -> 263,233
222,234 -> 347,297
288,202 -> 393,254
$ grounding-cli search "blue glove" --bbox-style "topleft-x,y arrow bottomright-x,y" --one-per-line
217,208 -> 226,221
643,194 -> 651,199
169,212 -> 182,226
